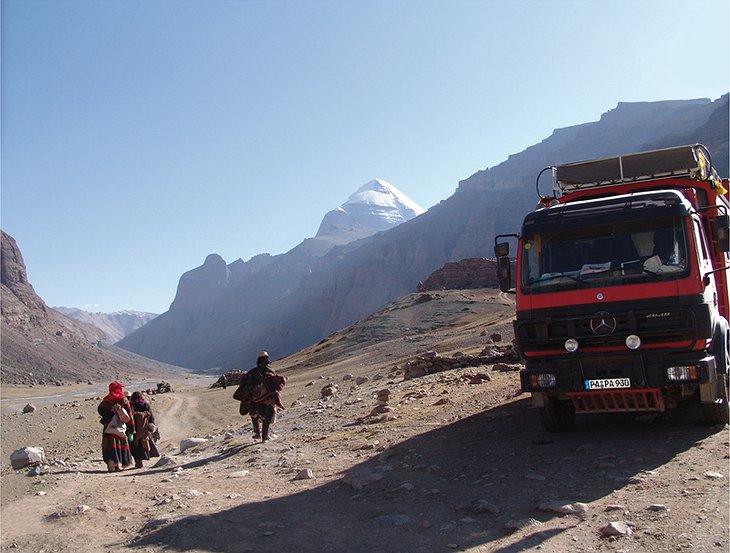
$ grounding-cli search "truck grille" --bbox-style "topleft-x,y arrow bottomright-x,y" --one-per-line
516,308 -> 696,353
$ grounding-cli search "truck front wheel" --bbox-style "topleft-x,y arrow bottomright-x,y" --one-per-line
702,326 -> 729,425
701,373 -> 729,425
540,398 -> 576,432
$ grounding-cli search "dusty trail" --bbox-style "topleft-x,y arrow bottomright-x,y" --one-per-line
154,393 -> 201,447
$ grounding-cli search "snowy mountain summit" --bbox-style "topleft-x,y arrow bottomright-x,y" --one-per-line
316,179 -> 425,241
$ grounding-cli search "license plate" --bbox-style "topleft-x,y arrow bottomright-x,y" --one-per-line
585,378 -> 631,390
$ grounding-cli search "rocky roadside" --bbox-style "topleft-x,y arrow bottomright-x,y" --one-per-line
1,366 -> 728,553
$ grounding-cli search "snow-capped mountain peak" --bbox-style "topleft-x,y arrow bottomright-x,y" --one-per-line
315,179 -> 425,240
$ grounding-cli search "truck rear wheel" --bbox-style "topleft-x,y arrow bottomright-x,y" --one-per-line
540,398 -> 576,432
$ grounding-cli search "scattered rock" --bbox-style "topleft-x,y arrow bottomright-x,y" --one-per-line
604,504 -> 626,512
704,471 -> 724,479
504,518 -> 543,532
367,404 -> 392,417
293,468 -> 315,480
179,438 -> 208,453
647,503 -> 668,512
376,389 -> 390,403
538,500 -> 589,515
152,455 -> 178,469
27,465 -> 46,477
599,521 -> 633,538
22,403 -> 36,413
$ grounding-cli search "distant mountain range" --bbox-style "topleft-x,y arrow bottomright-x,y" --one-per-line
116,95 -> 728,371
53,307 -> 158,343
0,231 -> 181,385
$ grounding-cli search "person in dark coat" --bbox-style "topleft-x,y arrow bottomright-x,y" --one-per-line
128,391 -> 159,468
236,351 -> 285,442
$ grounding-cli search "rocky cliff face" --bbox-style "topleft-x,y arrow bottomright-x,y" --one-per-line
1,231 -> 179,385
1,230 -> 49,327
418,258 -> 501,291
118,96 -> 730,371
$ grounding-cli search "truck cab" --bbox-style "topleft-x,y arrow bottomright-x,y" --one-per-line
496,144 -> 730,431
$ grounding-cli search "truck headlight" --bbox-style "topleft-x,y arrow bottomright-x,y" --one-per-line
666,366 -> 699,381
625,334 -> 641,350
565,338 -> 579,353
529,373 -> 557,388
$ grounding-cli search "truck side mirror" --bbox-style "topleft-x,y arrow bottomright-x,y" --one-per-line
497,256 -> 512,292
494,242 -> 510,257
716,214 -> 730,252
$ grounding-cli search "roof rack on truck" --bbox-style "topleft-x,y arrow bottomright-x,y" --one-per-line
553,143 -> 719,196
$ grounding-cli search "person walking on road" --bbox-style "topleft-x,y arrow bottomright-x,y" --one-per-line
97,382 -> 134,472
233,351 -> 286,442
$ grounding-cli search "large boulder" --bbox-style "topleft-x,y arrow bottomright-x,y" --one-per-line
10,446 -> 45,469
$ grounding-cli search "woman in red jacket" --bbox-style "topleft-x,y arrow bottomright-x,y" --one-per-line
97,382 -> 134,472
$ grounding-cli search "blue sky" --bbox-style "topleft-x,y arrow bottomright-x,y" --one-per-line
2,0 -> 728,314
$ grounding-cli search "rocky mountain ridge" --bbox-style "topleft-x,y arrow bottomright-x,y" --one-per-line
0,231 -> 183,385
118,95 -> 729,371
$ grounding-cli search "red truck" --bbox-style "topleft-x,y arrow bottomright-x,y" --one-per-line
495,144 -> 730,431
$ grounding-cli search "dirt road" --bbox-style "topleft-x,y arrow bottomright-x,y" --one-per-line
2,375 -> 728,553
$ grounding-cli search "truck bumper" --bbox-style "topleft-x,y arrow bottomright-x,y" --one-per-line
521,352 -> 717,408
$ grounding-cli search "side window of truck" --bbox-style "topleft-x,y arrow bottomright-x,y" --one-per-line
694,220 -> 710,261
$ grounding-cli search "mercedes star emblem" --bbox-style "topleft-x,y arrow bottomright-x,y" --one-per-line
590,312 -> 617,335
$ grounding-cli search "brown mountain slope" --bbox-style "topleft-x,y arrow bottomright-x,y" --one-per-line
1,231 -> 186,385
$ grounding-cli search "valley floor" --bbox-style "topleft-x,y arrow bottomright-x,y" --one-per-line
1,290 -> 728,552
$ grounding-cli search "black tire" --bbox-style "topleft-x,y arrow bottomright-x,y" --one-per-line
702,373 -> 729,425
539,398 -> 576,432
702,325 -> 729,425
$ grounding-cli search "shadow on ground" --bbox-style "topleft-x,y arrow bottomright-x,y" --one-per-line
129,397 -> 720,553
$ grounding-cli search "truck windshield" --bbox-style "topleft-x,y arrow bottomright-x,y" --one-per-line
521,216 -> 689,292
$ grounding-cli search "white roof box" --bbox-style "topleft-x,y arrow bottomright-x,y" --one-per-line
554,144 -> 713,194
